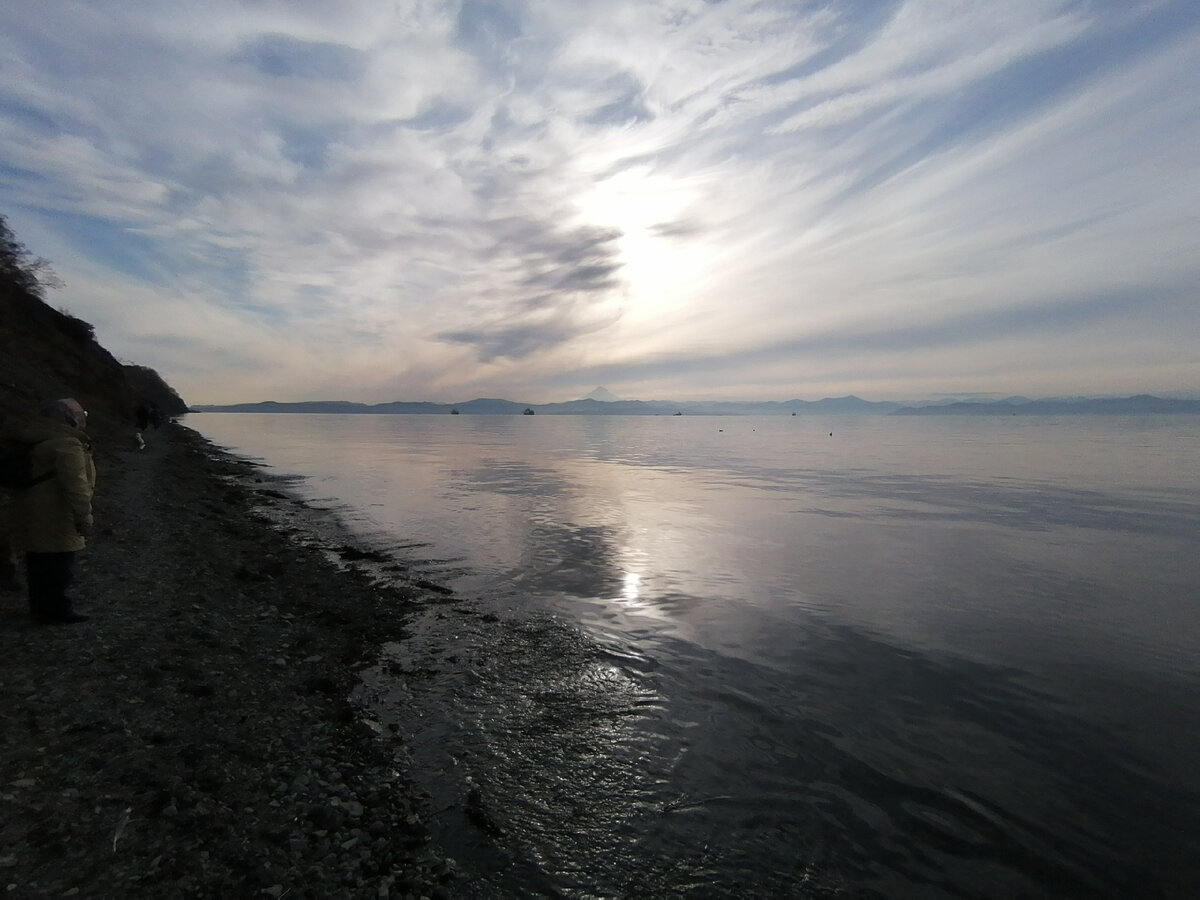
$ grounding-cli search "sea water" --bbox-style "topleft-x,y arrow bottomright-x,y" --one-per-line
189,412 -> 1200,896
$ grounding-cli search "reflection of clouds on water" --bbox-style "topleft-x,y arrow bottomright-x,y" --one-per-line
193,413 -> 1200,682
197,413 -> 1200,895
520,522 -> 627,599
788,469 -> 1200,537
452,459 -> 572,498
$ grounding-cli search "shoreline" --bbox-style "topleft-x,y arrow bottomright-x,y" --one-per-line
1,423 -> 464,897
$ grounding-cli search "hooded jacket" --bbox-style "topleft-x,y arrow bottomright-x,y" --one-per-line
9,417 -> 96,553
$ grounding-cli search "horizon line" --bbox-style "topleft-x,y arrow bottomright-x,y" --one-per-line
189,391 -> 1200,408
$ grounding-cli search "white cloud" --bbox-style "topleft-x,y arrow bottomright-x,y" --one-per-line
1,0 -> 1198,403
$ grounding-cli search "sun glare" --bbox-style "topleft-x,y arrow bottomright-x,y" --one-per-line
575,166 -> 720,332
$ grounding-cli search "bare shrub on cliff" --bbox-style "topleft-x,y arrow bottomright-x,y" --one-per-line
54,307 -> 96,343
0,213 -> 63,299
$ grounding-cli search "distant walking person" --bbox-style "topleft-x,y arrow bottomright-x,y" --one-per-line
134,402 -> 150,450
9,398 -> 96,624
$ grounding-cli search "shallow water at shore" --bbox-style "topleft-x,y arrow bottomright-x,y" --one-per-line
190,412 -> 1200,895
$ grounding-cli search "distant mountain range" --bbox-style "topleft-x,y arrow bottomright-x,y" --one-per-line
190,394 -> 1200,416
890,395 -> 1200,415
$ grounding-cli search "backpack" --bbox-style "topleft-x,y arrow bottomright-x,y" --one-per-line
0,439 -> 53,490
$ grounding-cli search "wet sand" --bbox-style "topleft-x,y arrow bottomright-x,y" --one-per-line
1,423 -> 463,898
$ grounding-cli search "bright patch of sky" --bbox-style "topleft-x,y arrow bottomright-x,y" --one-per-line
1,0 -> 1198,403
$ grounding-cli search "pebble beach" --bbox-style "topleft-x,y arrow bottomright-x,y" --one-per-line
1,423 -> 463,898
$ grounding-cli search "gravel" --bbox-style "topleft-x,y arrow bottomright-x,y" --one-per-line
1,423 -> 464,898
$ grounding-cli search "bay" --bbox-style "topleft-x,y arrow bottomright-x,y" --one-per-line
189,412 -> 1200,897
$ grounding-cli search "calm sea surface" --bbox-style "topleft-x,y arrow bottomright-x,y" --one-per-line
189,412 -> 1200,897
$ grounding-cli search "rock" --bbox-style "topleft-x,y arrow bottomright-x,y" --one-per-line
307,804 -> 347,831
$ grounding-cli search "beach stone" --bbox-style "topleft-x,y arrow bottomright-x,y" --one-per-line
0,425 -> 449,898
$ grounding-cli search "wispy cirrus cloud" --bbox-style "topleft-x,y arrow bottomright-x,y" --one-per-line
0,0 -> 1197,403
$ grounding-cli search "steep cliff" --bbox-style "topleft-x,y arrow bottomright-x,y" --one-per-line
0,217 -> 186,442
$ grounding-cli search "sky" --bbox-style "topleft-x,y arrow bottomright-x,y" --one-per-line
1,1 -> 1198,405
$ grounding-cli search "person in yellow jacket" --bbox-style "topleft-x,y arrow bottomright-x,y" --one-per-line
10,398 -> 96,624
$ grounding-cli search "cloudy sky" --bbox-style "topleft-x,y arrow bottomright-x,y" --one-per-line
1,1 -> 1198,404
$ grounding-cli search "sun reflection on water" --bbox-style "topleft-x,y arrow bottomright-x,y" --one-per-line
622,571 -> 642,604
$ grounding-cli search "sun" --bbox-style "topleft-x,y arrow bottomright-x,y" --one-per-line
575,165 -> 717,327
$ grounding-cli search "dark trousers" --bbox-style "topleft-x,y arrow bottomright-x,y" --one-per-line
26,552 -> 76,620
0,539 -> 18,588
